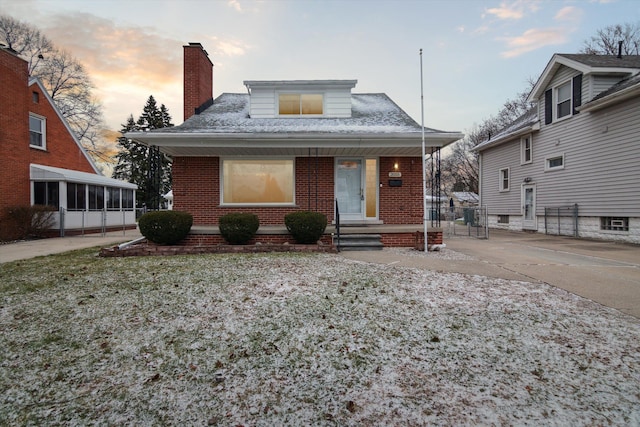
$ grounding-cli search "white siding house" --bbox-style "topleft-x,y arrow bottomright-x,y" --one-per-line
475,53 -> 640,244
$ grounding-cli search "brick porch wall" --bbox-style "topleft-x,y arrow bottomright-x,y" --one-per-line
174,156 -> 425,227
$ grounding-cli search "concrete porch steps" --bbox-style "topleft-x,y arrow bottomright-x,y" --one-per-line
335,233 -> 383,251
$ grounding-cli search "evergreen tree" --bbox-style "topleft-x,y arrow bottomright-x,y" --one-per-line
112,96 -> 173,209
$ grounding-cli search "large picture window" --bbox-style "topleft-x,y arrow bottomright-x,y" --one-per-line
278,94 -> 323,115
222,159 -> 294,204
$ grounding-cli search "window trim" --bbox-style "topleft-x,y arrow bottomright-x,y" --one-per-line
277,92 -> 324,117
499,167 -> 510,192
220,157 -> 296,206
520,134 -> 532,165
545,153 -> 565,171
29,113 -> 46,150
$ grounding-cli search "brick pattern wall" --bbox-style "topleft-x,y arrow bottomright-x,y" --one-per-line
173,156 -> 426,227
0,49 -> 31,210
28,82 -> 96,174
183,44 -> 213,121
378,157 -> 423,224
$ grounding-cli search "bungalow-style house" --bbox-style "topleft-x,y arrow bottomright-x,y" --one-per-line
474,52 -> 640,244
0,45 -> 137,239
127,43 -> 463,247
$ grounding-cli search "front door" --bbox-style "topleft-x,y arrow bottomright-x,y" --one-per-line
522,184 -> 537,230
336,158 -> 364,221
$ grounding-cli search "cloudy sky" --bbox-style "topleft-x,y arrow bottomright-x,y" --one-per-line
2,0 -> 638,135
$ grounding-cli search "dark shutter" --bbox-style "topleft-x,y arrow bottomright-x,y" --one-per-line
544,89 -> 553,125
572,74 -> 582,115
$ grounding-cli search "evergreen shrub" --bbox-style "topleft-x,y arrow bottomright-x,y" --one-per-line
138,211 -> 193,245
284,211 -> 327,244
218,213 -> 260,245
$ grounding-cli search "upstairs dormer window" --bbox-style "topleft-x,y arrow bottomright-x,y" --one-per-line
556,81 -> 571,119
278,93 -> 323,115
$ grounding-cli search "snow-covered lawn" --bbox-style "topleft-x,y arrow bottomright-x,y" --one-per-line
1,249 -> 639,425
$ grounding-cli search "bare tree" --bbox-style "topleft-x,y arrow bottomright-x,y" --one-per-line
0,15 -> 105,159
580,22 -> 640,55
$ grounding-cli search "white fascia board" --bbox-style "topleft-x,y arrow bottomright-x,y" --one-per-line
30,164 -> 138,189
472,123 -> 538,152
244,80 -> 358,90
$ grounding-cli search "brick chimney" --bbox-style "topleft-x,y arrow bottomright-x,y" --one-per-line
183,42 -> 213,121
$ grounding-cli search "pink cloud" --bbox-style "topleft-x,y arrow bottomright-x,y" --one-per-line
500,28 -> 568,57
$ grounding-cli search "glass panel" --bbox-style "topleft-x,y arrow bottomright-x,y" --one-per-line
365,159 -> 377,218
34,182 -> 46,205
336,160 -> 362,214
279,94 -> 300,115
301,94 -> 323,115
29,116 -> 42,132
524,188 -> 534,220
548,156 -> 563,168
223,159 -> 294,204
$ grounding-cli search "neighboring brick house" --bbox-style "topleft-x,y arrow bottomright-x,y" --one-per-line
474,53 -> 640,244
128,43 -> 462,247
0,45 -> 137,239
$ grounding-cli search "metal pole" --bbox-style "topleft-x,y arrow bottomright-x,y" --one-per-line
420,49 -> 428,252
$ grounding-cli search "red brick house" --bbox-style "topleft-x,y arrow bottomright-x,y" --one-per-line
0,45 -> 137,239
127,43 -> 462,248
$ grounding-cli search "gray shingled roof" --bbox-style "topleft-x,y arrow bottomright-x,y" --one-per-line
473,107 -> 538,152
558,54 -> 640,69
152,93 -> 447,135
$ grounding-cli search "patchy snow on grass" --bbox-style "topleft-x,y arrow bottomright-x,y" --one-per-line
1,250 -> 639,425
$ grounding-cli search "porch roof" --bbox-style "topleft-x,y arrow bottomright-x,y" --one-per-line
30,164 -> 138,189
126,93 -> 463,157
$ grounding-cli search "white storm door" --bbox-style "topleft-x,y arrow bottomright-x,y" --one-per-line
336,158 -> 364,221
522,184 -> 537,230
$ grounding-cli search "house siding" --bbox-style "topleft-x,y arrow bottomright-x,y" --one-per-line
248,87 -> 353,118
480,65 -> 640,243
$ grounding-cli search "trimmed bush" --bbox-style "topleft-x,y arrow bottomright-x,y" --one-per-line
139,211 -> 193,245
218,213 -> 259,245
285,211 -> 327,244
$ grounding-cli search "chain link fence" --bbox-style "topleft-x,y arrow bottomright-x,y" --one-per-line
442,206 -> 489,239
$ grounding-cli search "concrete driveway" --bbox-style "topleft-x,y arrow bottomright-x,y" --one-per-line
342,229 -> 640,319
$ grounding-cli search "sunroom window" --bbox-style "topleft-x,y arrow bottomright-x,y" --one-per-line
279,94 -> 323,115
222,159 -> 294,204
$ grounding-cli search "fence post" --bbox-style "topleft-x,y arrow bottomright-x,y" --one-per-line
59,207 -> 65,237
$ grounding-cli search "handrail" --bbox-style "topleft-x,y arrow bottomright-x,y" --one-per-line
335,198 -> 341,252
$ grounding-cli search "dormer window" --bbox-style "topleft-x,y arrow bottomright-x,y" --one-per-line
556,81 -> 571,119
278,93 -> 323,115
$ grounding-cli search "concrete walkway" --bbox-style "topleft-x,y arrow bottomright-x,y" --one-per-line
341,229 -> 640,318
0,229 -> 142,264
2,228 -> 639,318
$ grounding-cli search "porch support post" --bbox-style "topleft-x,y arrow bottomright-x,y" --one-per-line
420,49 -> 428,252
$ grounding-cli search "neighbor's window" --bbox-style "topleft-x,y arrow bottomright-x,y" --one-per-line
498,215 -> 509,224
67,183 -> 86,211
556,81 -> 572,119
29,114 -> 46,148
107,187 -> 121,210
32,91 -> 39,103
600,217 -> 629,232
33,181 -> 59,208
546,154 -> 565,171
521,135 -> 532,164
222,159 -> 294,204
88,185 -> 105,210
279,93 -> 323,115
499,168 -> 510,191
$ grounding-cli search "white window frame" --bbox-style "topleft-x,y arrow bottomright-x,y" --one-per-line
29,113 -> 46,150
499,167 -> 510,192
555,80 -> 572,121
220,157 -> 296,206
277,93 -> 324,117
520,134 -> 532,165
545,153 -> 565,171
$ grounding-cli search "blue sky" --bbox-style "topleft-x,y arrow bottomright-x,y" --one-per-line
2,0 -> 638,135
